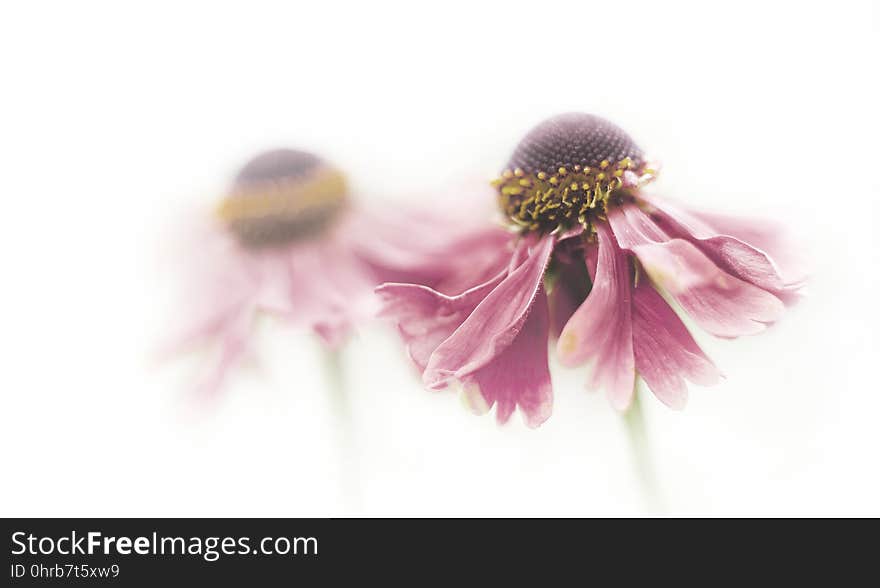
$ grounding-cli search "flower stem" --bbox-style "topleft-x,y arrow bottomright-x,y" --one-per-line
623,381 -> 664,514
322,344 -> 362,514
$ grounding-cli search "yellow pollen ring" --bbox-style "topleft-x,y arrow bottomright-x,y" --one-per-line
216,168 -> 348,222
492,157 -> 648,233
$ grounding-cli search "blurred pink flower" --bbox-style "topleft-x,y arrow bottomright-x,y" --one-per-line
168,148 -> 478,396
377,113 -> 805,426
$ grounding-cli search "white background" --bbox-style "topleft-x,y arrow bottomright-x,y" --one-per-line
1,1 -> 878,516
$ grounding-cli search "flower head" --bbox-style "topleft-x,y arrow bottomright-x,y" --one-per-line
219,149 -> 349,248
495,113 -> 654,234
378,113 -> 804,425
168,148 -> 470,396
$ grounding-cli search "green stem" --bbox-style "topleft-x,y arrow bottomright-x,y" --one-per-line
623,381 -> 664,514
323,344 -> 362,513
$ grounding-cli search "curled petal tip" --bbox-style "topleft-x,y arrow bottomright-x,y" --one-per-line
523,404 -> 553,429
555,330 -> 583,367
460,383 -> 492,417
610,392 -> 634,412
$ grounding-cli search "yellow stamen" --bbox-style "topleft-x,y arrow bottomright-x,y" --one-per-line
492,157 -> 652,234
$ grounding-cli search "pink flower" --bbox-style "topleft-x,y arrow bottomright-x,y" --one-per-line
377,113 -> 804,425
168,148 -> 472,396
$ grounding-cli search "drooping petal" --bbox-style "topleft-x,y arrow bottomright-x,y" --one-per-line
283,248 -> 347,343
430,229 -> 516,296
639,194 -> 787,292
163,289 -> 255,398
691,209 -> 808,288
631,278 -> 721,409
161,296 -> 251,360
347,205 -> 513,294
376,271 -> 506,372
423,235 -> 555,388
557,222 -> 635,410
161,216 -> 262,396
608,204 -> 785,338
194,305 -> 254,397
461,288 -> 553,428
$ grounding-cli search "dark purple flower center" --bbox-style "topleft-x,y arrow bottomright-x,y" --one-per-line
495,113 -> 650,233
235,149 -> 324,184
507,113 -> 644,174
219,149 -> 348,249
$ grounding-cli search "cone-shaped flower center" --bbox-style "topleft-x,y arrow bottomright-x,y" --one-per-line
494,113 -> 655,234
218,149 -> 349,249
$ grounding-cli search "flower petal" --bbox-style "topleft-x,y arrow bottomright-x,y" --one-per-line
692,210 -> 808,288
195,307 -> 254,397
376,271 -> 506,373
462,288 -> 553,428
632,279 -> 721,409
349,207 -> 512,295
285,241 -> 373,345
423,235 -> 555,387
608,204 -> 785,338
640,194 -> 787,292
557,222 -> 635,410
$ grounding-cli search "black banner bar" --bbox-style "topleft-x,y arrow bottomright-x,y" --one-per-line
1,518 -> 870,585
